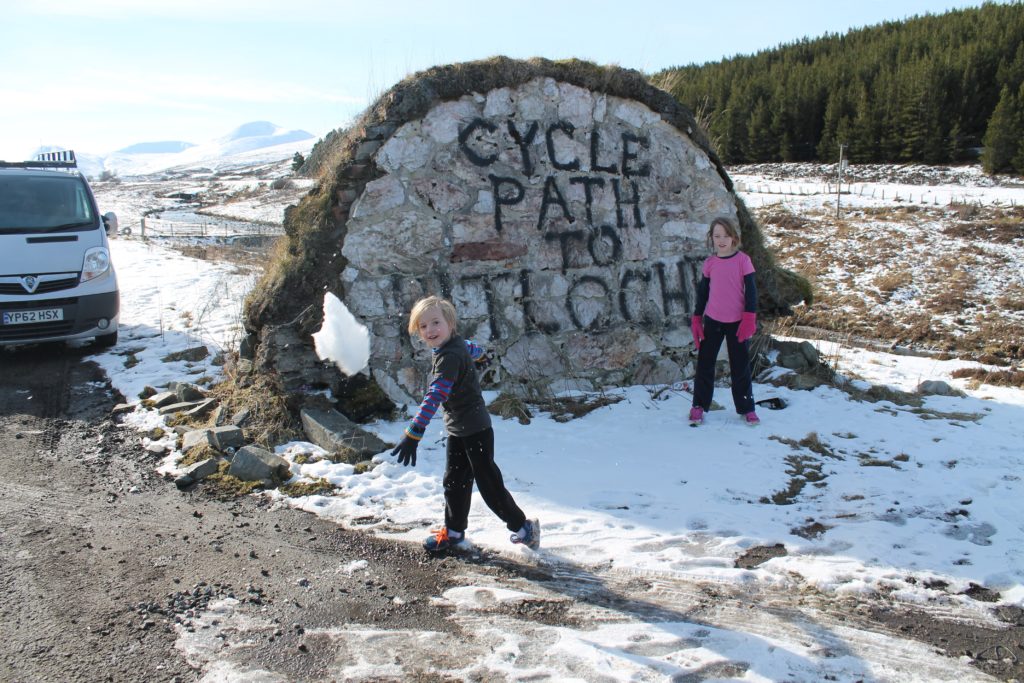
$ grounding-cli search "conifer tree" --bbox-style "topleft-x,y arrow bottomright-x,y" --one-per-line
1013,83 -> 1024,174
653,3 -> 1023,168
982,85 -> 1021,174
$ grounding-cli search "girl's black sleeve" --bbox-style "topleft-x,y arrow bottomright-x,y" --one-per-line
744,273 -> 758,313
694,276 -> 710,316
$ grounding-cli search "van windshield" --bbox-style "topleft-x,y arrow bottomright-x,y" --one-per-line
0,174 -> 98,234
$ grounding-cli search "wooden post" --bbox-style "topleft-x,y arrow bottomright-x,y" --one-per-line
836,143 -> 846,219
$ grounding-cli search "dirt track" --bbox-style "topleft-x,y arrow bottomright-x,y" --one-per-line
0,345 -> 470,682
1,346 -> 1021,682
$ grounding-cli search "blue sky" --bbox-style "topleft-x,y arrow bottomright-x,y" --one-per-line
0,0 -> 996,159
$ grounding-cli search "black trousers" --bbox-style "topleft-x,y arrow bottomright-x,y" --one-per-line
443,428 -> 526,534
693,316 -> 755,414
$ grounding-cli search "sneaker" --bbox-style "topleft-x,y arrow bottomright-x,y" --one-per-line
744,411 -> 761,426
688,406 -> 704,425
510,519 -> 540,550
423,527 -> 463,553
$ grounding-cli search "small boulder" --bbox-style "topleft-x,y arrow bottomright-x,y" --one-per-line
173,382 -> 207,402
208,425 -> 245,452
181,429 -> 211,453
181,398 -> 219,418
917,380 -> 962,397
148,391 -> 179,408
230,408 -> 252,428
175,457 -> 223,489
229,446 -> 290,482
798,341 -> 820,366
300,408 -> 388,464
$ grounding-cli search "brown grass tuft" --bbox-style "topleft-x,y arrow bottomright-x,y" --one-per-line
950,367 -> 1024,388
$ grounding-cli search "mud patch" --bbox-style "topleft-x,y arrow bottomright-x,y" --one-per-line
865,604 -> 1024,681
495,598 -> 581,627
791,520 -> 830,540
734,543 -> 787,569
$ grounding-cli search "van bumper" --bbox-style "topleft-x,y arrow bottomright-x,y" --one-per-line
0,290 -> 119,346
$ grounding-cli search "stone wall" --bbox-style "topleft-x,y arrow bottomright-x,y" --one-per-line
243,58 -> 806,415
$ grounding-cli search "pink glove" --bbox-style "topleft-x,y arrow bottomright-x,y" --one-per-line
737,312 -> 757,342
690,315 -> 704,349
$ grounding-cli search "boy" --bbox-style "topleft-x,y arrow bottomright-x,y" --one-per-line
392,296 -> 540,553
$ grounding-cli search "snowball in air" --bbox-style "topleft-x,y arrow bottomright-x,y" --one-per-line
312,293 -> 370,376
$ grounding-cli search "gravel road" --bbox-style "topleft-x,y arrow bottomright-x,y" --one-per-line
0,345 -> 474,682
2,345 -> 1021,682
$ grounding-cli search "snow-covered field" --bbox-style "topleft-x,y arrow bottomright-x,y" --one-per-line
86,159 -> 1024,681
734,163 -> 1024,363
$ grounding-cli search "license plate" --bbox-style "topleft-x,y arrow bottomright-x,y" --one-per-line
2,308 -> 64,325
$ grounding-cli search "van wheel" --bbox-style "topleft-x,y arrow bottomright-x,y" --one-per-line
95,331 -> 118,348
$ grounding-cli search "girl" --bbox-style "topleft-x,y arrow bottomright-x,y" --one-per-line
689,217 -> 760,426
391,295 -> 540,553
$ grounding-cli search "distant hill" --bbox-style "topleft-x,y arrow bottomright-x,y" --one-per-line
652,2 -> 1024,173
101,121 -> 315,176
211,121 -> 313,157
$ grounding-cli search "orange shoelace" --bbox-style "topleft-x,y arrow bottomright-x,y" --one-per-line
431,528 -> 449,545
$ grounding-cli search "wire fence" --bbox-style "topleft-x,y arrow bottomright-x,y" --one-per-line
133,216 -> 284,239
733,180 -> 1023,209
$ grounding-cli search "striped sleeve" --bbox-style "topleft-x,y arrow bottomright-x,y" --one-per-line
465,339 -> 485,361
405,376 -> 454,440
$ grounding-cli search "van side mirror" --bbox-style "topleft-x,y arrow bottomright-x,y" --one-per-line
103,212 -> 119,236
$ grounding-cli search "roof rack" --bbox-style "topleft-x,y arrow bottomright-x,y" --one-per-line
0,150 -> 79,170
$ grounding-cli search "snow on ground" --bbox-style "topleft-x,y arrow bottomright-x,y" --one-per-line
731,163 -> 1024,362
85,162 -> 1023,681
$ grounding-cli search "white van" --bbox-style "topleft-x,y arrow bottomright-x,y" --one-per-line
0,151 -> 120,348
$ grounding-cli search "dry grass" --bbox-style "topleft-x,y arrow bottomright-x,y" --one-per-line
206,356 -> 304,448
759,199 -> 1024,362
279,478 -> 335,497
925,267 -> 976,314
203,461 -> 266,498
942,206 -> 1024,243
175,241 -> 276,268
950,366 -> 1024,388
488,392 -> 534,425
873,269 -> 913,296
538,394 -> 625,423
997,284 -> 1024,311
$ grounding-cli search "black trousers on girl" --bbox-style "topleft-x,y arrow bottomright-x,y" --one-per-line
443,427 -> 526,534
693,316 -> 755,414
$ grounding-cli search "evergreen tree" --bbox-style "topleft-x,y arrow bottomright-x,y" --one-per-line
1013,83 -> 1024,174
849,81 -> 880,162
982,85 -> 1021,174
745,98 -> 776,161
654,3 -> 1023,168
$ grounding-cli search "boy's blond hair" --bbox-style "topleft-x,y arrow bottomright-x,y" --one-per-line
408,295 -> 458,334
707,216 -> 742,250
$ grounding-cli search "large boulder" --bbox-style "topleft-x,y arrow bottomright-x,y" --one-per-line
244,57 -> 806,409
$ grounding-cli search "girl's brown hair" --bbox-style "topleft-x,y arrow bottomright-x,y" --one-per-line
408,295 -> 458,334
707,216 -> 742,250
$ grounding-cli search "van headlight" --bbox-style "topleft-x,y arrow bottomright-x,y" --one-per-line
81,247 -> 111,282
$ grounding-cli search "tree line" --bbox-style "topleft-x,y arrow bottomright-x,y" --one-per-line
650,2 -> 1024,175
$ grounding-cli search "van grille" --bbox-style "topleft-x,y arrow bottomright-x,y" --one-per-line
0,320 -> 76,342
0,276 -> 79,295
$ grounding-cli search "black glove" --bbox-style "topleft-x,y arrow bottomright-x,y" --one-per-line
391,436 -> 418,467
475,350 -> 496,371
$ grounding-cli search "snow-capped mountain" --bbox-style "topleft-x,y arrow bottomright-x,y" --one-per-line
103,121 -> 314,176
31,122 -> 316,178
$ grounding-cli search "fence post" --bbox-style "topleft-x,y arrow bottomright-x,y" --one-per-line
140,217 -> 146,238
